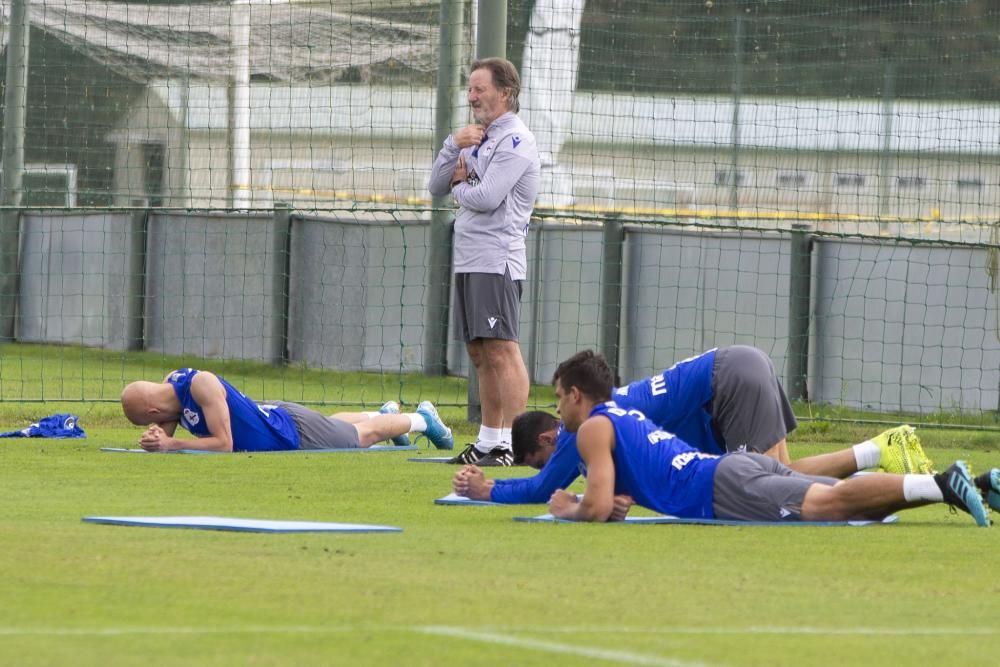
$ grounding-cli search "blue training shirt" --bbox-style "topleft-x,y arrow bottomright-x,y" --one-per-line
491,424 -> 584,504
167,368 -> 300,452
592,402 -> 720,519
488,348 -> 722,505
612,348 -> 723,454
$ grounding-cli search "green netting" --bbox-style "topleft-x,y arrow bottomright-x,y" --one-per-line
1,1 -> 999,427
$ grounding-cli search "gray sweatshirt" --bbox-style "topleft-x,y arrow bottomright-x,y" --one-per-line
428,112 -> 540,279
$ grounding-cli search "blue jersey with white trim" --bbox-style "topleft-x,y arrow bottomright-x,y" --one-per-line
166,368 -> 300,451
592,402 -> 720,519
612,348 -> 722,454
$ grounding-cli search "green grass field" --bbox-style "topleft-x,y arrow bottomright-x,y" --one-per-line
1,345 -> 998,666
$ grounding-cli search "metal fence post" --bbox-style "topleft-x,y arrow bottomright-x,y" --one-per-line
0,0 -> 30,341
270,201 -> 291,365
476,0 -> 508,59
0,208 -> 21,342
878,58 -> 895,225
526,216 -> 545,382
729,14 -> 743,214
787,223 -> 813,401
425,0 -> 463,380
600,214 -> 625,383
125,201 -> 149,351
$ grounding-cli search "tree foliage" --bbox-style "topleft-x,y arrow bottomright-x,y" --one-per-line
514,0 -> 1000,100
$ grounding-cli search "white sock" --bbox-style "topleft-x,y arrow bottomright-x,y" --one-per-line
363,412 -> 380,419
476,426 -> 502,453
407,414 -> 428,433
499,427 -> 512,449
903,474 -> 944,502
853,441 -> 881,470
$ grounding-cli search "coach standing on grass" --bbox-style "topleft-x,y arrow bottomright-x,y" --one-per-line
428,57 -> 541,467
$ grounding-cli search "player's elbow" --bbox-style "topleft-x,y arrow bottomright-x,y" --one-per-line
580,498 -> 614,523
594,506 -> 615,523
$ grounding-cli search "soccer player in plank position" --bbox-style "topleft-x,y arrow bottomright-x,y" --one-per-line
453,345 -> 932,503
120,368 -> 454,453
544,350 -> 998,526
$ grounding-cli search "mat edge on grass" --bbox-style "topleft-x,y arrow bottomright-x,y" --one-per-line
100,445 -> 417,454
512,514 -> 900,526
82,516 -> 403,533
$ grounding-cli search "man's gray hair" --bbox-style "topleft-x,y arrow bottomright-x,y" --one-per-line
470,57 -> 521,113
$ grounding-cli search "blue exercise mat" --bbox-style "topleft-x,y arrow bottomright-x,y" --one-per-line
101,445 -> 417,454
434,492 -> 500,506
82,516 -> 402,533
513,513 -> 900,526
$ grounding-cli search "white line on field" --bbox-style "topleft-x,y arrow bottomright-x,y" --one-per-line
416,625 -> 707,667
524,626 -> 998,636
0,623 -> 994,639
0,625 -> 354,637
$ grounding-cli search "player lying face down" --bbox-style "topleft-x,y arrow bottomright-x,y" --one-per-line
545,350 -> 993,528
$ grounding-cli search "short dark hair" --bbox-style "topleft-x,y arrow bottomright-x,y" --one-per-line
470,57 -> 521,113
511,410 -> 560,465
552,350 -> 615,402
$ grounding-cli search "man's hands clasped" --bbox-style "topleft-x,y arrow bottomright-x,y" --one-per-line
139,424 -> 176,452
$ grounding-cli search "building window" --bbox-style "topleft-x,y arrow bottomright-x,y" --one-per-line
0,164 -> 78,207
715,169 -> 746,187
835,173 -> 865,188
776,171 -> 809,188
896,176 -> 926,189
956,177 -> 984,190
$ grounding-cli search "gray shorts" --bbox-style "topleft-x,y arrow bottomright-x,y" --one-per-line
711,345 -> 798,453
453,269 -> 523,342
712,452 -> 838,521
272,401 -> 360,449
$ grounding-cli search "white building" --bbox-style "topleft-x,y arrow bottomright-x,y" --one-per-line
109,81 -> 1000,224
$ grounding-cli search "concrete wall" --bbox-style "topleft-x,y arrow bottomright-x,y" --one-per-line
15,210 -> 1000,414
18,212 -> 134,347
620,225 -> 790,382
812,237 -> 1000,414
144,211 -> 275,360
287,213 -> 429,372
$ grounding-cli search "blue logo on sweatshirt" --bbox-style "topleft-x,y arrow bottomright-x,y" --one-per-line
512,136 -> 521,149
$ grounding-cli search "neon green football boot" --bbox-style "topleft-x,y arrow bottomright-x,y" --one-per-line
874,425 -> 933,475
900,425 -> 935,474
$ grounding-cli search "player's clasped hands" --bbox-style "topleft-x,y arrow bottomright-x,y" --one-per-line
548,490 -> 634,521
453,124 -> 486,148
609,494 -> 634,522
452,465 -> 473,494
548,488 -> 578,517
453,464 -> 488,499
139,424 -> 171,452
